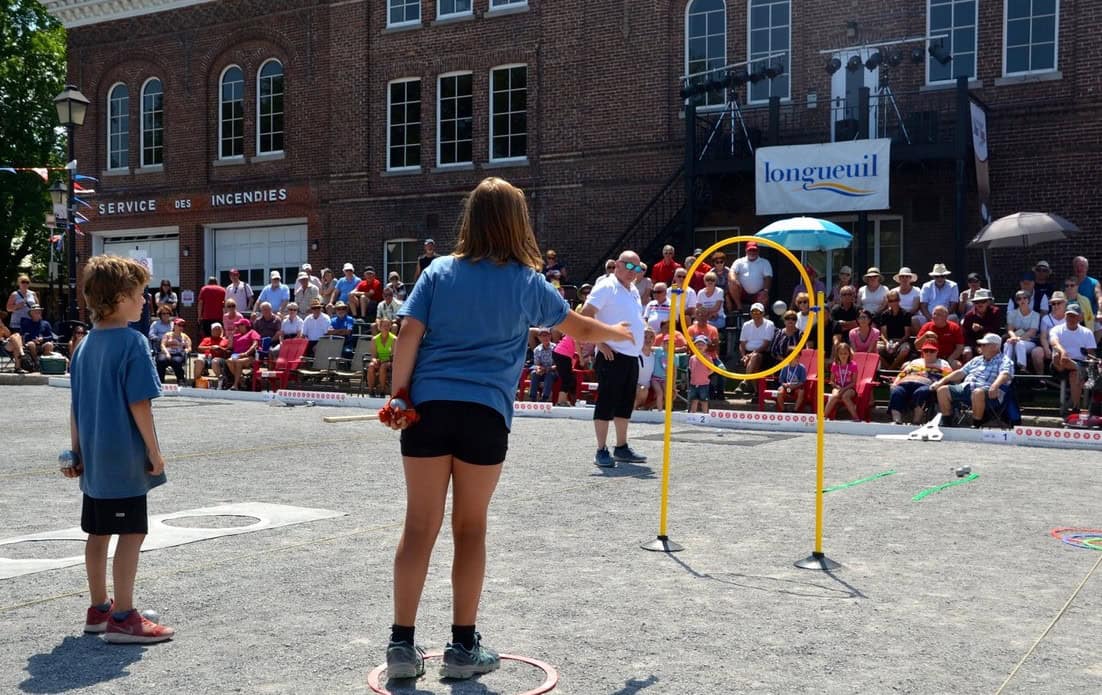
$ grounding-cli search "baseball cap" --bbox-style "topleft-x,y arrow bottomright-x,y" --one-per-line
920,343 -> 939,352
976,333 -> 1001,346
235,318 -> 251,328
229,268 -> 239,274
750,302 -> 765,313
270,270 -> 281,280
1034,260 -> 1051,270
839,266 -> 853,276
343,263 -> 355,271
364,266 -> 375,274
173,318 -> 186,325
745,241 -> 758,251
693,334 -> 709,344
538,327 -> 552,335
424,238 -> 435,245
301,263 -> 312,271
297,271 -> 309,280
1066,303 -> 1082,316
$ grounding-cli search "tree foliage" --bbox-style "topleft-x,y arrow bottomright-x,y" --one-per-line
0,1 -> 66,290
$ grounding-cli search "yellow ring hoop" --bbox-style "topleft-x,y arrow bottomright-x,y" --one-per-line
676,235 -> 815,381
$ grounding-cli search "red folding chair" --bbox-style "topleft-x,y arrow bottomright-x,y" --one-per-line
254,338 -> 309,391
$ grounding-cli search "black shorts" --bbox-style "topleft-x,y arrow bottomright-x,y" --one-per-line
81,494 -> 148,535
594,352 -> 640,421
400,400 -> 509,466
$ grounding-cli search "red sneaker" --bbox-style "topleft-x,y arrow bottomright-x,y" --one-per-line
103,610 -> 175,644
84,600 -> 114,633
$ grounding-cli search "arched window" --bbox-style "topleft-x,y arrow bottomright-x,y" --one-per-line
219,66 -> 245,158
257,59 -> 284,154
107,83 -> 129,170
141,78 -> 164,166
684,0 -> 726,107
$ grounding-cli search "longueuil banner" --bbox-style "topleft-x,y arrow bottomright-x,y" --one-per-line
754,139 -> 892,215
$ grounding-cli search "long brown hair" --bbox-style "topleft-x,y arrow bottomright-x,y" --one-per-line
452,177 -> 542,271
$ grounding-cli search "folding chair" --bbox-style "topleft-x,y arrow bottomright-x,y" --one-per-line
253,338 -> 309,391
330,336 -> 373,393
757,348 -> 816,411
295,336 -> 346,385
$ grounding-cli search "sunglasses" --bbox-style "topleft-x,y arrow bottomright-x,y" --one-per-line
19,281 -> 29,285
1050,300 -> 1065,305
1065,284 -> 1077,288
888,298 -> 900,303
784,318 -> 796,322
797,299 -> 809,304
705,278 -> 716,283
623,262 -> 643,272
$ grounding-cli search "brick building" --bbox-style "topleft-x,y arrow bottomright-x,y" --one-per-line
45,0 -> 1101,325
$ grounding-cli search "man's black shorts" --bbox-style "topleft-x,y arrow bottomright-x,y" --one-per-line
593,352 -> 640,421
81,494 -> 149,535
400,400 -> 509,466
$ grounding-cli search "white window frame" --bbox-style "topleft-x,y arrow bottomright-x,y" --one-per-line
107,82 -> 129,171
218,64 -> 245,160
489,0 -> 527,8
824,215 -> 905,271
140,77 -> 164,168
1002,0 -> 1060,77
387,77 -> 422,172
488,64 -> 527,164
256,58 -> 285,156
383,238 -> 420,285
926,0 -> 978,85
387,0 -> 420,28
684,0 -> 727,110
747,0 -> 791,104
436,70 -> 474,168
436,0 -> 473,20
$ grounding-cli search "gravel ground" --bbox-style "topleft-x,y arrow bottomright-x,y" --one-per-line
1,384 -> 1100,694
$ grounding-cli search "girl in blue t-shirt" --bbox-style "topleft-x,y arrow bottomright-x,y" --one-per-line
379,177 -> 633,681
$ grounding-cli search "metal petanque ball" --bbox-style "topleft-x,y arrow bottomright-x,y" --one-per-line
954,466 -> 971,478
140,609 -> 160,623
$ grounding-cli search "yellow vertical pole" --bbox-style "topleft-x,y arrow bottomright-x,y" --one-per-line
657,291 -> 679,539
814,290 -> 826,554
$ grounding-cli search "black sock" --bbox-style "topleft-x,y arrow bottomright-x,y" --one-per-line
390,624 -> 415,645
451,624 -> 477,650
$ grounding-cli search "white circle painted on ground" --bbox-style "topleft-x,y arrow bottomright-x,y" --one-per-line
0,540 -> 88,560
367,652 -> 558,695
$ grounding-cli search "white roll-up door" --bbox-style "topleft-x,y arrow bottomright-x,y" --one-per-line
210,224 -> 307,290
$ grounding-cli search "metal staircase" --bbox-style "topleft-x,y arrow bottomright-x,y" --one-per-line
584,166 -> 709,282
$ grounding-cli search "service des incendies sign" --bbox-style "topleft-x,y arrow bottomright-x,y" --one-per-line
755,139 -> 891,215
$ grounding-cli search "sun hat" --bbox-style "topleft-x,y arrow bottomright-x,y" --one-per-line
972,289 -> 993,301
27,303 -> 42,312
342,263 -> 355,271
838,266 -> 853,275
976,333 -> 1002,347
893,267 -> 917,283
864,267 -> 882,279
270,270 -> 281,280
334,301 -> 348,309
929,263 -> 951,277
1049,291 -> 1067,302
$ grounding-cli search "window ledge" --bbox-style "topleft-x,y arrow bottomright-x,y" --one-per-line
484,158 -> 529,169
432,13 -> 474,26
995,71 -> 1062,87
486,4 -> 529,17
102,168 -> 131,177
213,157 -> 246,167
382,168 -> 423,177
432,163 -> 475,173
921,79 -> 983,92
136,165 -> 164,174
252,152 -> 286,162
384,21 -> 422,33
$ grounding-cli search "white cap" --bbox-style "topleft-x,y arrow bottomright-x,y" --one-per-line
270,270 -> 281,280
976,333 -> 1002,347
750,302 -> 765,313
342,263 -> 355,272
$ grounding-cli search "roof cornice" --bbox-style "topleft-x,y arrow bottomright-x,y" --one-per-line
43,0 -> 217,29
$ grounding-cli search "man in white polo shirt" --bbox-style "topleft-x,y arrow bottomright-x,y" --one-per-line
301,298 -> 332,355
1050,304 -> 1097,416
729,241 -> 773,311
739,302 -> 776,376
581,250 -> 648,468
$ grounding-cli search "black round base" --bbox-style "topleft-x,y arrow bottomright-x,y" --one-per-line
641,535 -> 684,553
794,551 -> 841,571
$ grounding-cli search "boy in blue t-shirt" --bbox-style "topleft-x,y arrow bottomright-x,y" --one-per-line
65,255 -> 175,644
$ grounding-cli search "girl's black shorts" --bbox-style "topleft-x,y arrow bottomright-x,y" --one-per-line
400,400 -> 509,466
81,493 -> 148,535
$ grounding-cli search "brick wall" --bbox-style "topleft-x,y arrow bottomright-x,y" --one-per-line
63,0 -> 1101,317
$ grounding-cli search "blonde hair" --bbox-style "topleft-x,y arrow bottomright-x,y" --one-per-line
83,255 -> 150,322
453,177 -> 542,271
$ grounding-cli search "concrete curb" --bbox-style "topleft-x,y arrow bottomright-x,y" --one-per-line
46,377 -> 1102,451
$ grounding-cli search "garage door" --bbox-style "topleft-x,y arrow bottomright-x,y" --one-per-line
102,233 -> 180,287
211,224 -> 306,289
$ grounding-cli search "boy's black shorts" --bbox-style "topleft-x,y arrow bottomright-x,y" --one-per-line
81,494 -> 149,535
400,400 -> 509,466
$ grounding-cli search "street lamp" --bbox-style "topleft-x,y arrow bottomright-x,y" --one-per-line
53,85 -> 89,322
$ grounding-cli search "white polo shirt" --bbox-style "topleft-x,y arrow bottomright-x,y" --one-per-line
731,256 -> 773,294
302,312 -> 332,341
585,276 -> 645,356
1050,323 -> 1095,359
740,318 -> 776,351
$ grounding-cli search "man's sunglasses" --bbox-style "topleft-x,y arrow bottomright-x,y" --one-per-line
623,262 -> 643,272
